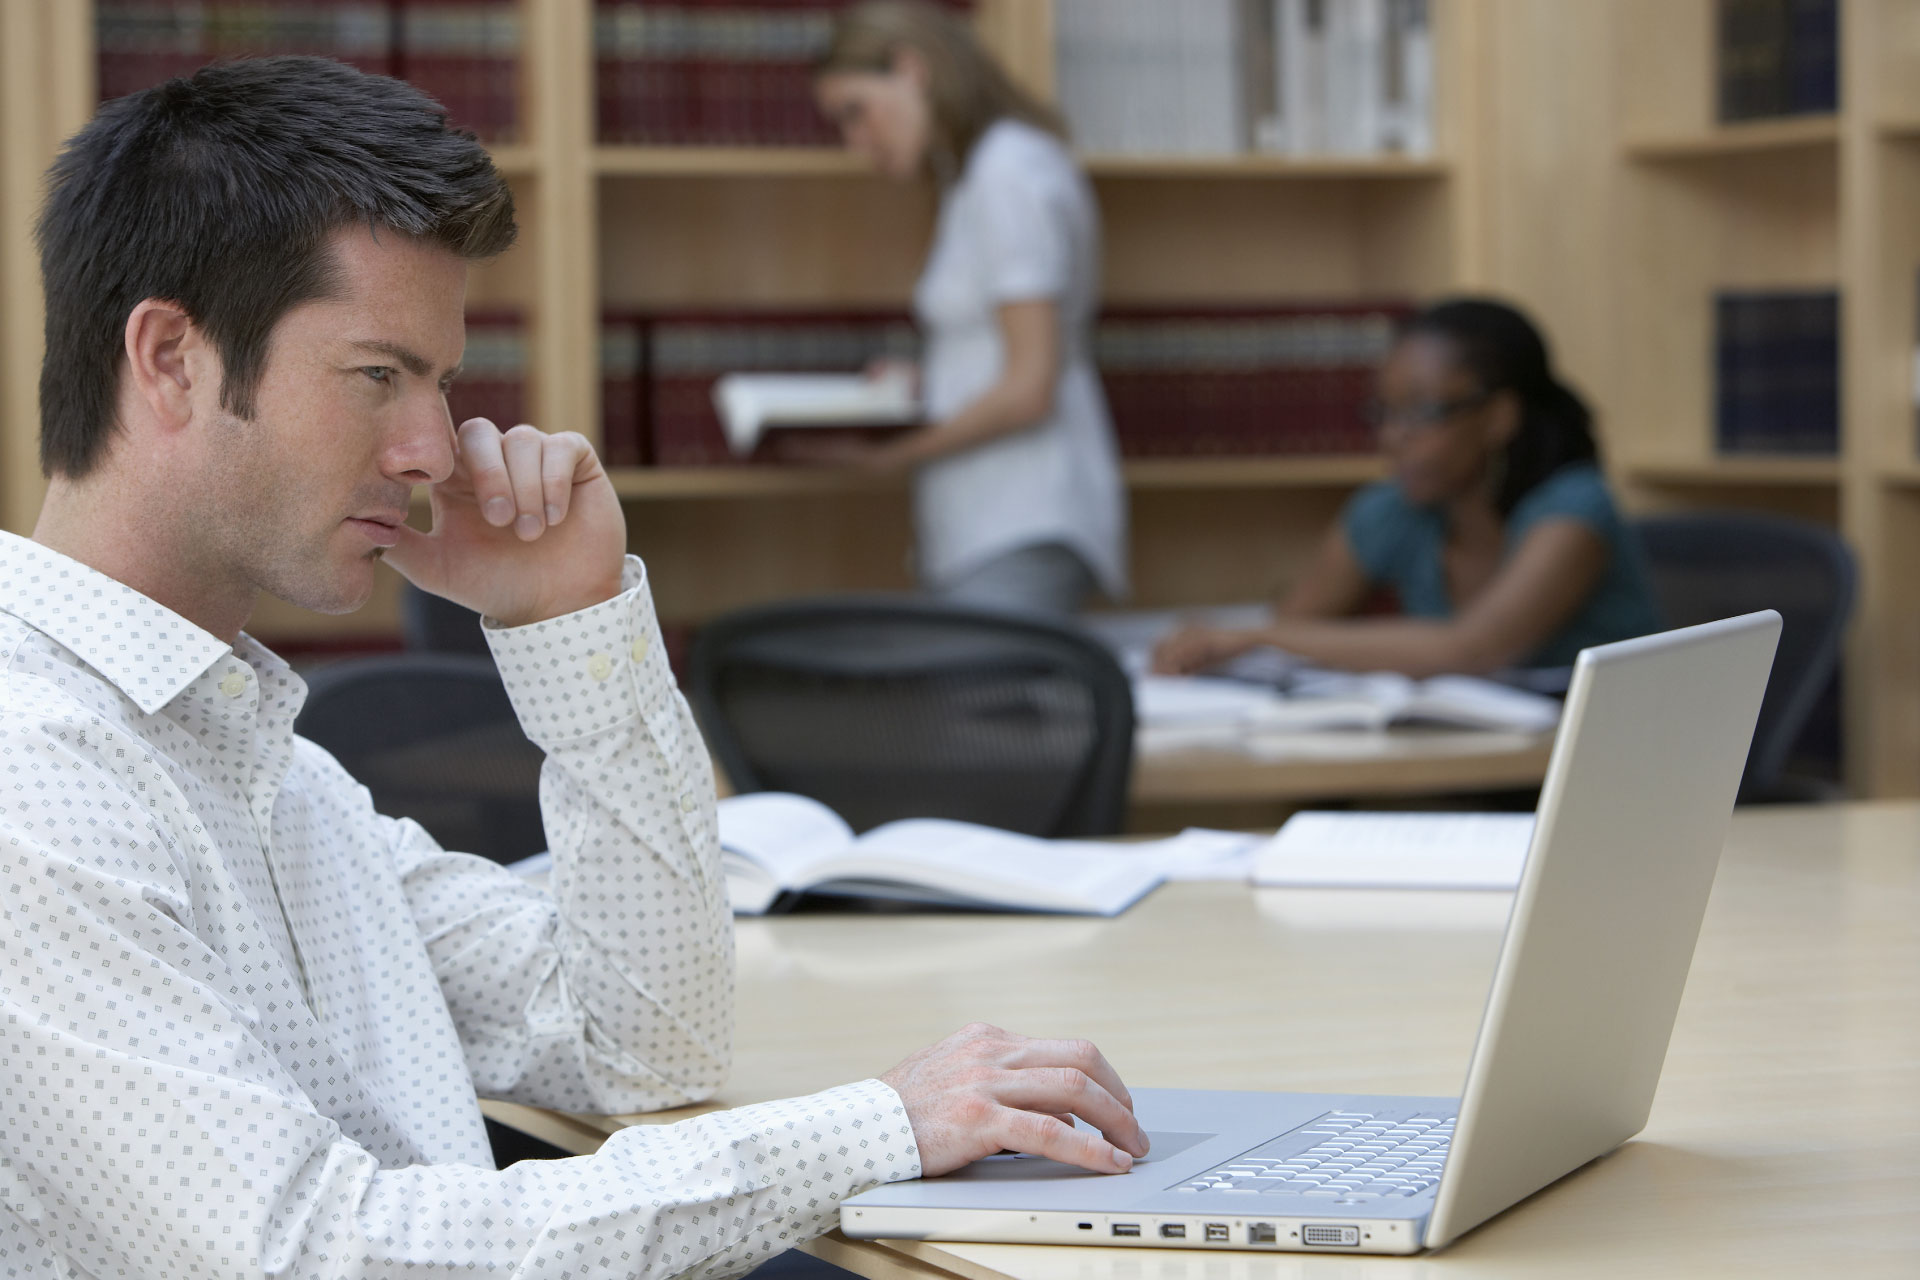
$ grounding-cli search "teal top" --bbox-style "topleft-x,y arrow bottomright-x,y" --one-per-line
1341,463 -> 1664,669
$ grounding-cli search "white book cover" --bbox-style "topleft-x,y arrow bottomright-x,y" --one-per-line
1177,0 -> 1241,154
711,369 -> 917,455
1325,0 -> 1384,155
1252,810 -> 1536,890
1277,0 -> 1326,155
715,792 -> 1167,916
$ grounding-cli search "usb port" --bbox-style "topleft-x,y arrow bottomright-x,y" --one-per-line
1203,1224 -> 1230,1243
1249,1224 -> 1278,1245
1159,1224 -> 1186,1239
1111,1224 -> 1141,1238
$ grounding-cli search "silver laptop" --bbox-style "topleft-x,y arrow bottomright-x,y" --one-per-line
842,612 -> 1780,1255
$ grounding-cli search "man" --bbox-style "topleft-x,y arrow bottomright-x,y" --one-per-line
0,57 -> 1146,1278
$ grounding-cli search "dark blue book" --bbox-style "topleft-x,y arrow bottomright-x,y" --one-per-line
1715,290 -> 1839,455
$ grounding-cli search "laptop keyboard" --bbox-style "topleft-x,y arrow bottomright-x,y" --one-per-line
1171,1111 -> 1455,1203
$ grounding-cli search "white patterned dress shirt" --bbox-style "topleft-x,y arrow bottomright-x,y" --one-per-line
0,531 -> 919,1278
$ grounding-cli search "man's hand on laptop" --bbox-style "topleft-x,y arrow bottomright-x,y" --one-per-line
386,418 -> 628,627
881,1022 -> 1151,1177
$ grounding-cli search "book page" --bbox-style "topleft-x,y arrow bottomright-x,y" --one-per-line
716,792 -> 856,891
808,819 -> 1164,915
1252,810 -> 1536,889
1404,675 -> 1561,733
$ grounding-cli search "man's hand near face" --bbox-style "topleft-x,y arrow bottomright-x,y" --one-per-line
383,417 -> 628,627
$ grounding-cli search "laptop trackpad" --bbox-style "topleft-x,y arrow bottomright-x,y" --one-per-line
944,1132 -> 1215,1182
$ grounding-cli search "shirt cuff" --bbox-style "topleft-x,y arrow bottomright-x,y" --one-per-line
482,555 -> 672,746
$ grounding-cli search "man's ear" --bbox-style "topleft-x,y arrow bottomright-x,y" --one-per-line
122,298 -> 205,434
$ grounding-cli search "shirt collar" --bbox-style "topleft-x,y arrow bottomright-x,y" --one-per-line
0,530 -> 237,715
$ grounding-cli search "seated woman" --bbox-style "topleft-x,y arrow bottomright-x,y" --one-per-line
1153,297 -> 1662,679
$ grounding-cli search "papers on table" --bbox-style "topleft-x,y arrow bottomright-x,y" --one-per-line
1252,810 -> 1536,890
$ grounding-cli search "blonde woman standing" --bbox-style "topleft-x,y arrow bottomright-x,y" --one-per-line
813,0 -> 1127,616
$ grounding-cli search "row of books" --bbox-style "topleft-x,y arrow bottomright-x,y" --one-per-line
446,307 -> 1409,466
1716,0 -> 1839,123
96,1 -> 522,142
1714,289 -> 1840,456
595,0 -> 973,147
1055,0 -> 1432,158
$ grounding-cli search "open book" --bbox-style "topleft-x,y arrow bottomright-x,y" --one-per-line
716,792 -> 1166,916
712,369 -> 919,456
1134,670 -> 1562,737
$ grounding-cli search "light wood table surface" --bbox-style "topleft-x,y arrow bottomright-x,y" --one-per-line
485,801 -> 1920,1277
1129,728 -> 1555,806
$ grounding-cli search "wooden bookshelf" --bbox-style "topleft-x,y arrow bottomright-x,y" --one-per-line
1623,114 -> 1841,160
10,0 -> 1920,794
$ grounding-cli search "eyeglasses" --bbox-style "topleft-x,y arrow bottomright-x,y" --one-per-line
1359,390 -> 1495,435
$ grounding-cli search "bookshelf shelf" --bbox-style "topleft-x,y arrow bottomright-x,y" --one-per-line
1081,154 -> 1448,181
1620,456 -> 1842,487
594,147 -> 867,178
1623,114 -> 1840,161
609,456 -> 1386,501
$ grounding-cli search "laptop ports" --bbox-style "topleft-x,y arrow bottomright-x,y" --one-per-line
1158,1224 -> 1186,1239
1111,1224 -> 1141,1237
1203,1223 -> 1230,1243
1248,1223 -> 1278,1245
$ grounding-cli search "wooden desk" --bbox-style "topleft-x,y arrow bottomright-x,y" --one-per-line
1130,728 -> 1555,806
485,802 -> 1920,1277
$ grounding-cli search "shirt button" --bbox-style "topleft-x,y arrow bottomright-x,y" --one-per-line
218,671 -> 247,698
678,792 -> 698,814
587,652 -> 613,682
631,636 -> 650,663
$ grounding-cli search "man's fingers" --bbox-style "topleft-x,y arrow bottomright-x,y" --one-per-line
994,1106 -> 1135,1174
995,1067 -> 1148,1158
1005,1037 -> 1137,1114
500,424 -> 548,540
457,419 -> 514,526
541,432 -> 588,527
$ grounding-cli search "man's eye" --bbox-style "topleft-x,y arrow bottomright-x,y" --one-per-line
362,367 -> 395,384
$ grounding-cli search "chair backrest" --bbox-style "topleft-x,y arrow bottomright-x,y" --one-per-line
688,596 -> 1136,837
294,653 -> 545,864
400,584 -> 492,657
1631,511 -> 1854,800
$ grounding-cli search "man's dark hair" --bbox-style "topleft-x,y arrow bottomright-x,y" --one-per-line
36,55 -> 517,479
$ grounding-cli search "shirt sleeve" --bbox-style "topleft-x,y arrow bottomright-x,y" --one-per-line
389,555 -> 733,1115
0,565 -> 925,1279
1507,465 -> 1620,543
971,132 -> 1076,304
1341,481 -> 1413,584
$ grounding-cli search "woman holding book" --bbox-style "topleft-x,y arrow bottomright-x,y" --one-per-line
1153,298 -> 1662,678
812,0 -> 1126,616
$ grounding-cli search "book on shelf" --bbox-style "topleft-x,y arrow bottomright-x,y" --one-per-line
1095,303 -> 1410,458
611,302 -> 1408,469
715,792 -> 1165,916
445,306 -> 526,432
642,311 -> 920,466
1055,0 -> 1432,159
94,1 -> 522,142
1714,288 -> 1840,456
712,369 -> 920,456
593,0 -> 974,148
1251,810 -> 1534,890
1716,0 -> 1838,123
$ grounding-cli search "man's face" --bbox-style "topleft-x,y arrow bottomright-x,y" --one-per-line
193,226 -> 467,616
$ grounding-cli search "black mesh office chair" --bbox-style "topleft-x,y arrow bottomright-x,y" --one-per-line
400,583 -> 492,657
295,654 -> 546,863
1632,511 -> 1855,803
688,597 -> 1136,837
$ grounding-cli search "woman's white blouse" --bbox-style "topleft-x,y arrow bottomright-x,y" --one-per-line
913,118 -> 1128,598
